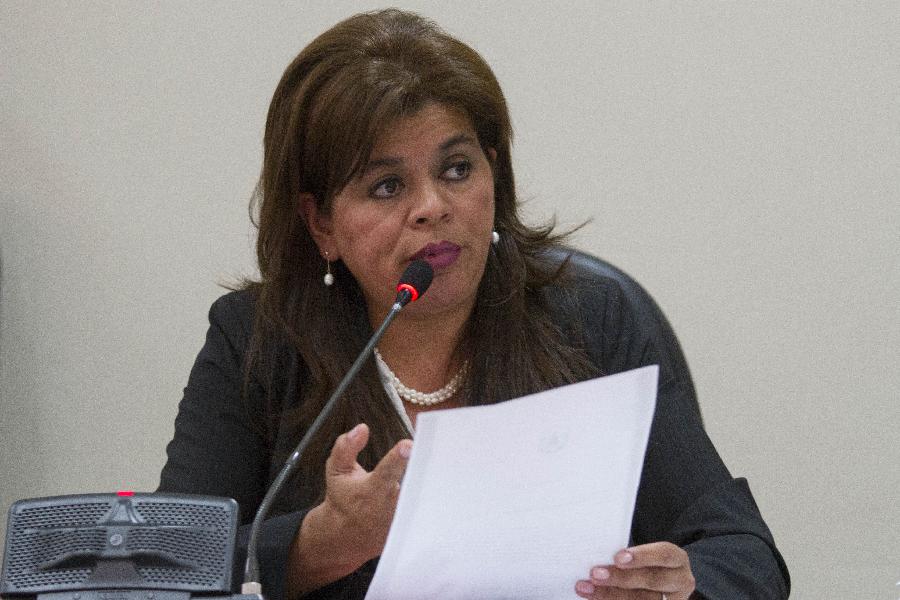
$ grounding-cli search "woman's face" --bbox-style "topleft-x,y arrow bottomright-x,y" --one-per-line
304,103 -> 496,323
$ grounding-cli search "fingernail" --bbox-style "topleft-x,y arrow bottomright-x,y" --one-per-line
398,441 -> 412,459
348,424 -> 362,439
617,551 -> 633,565
575,581 -> 594,595
591,567 -> 609,580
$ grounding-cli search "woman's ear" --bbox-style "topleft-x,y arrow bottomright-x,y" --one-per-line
299,193 -> 337,259
487,147 -> 497,163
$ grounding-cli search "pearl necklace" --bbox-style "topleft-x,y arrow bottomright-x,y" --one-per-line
373,348 -> 468,406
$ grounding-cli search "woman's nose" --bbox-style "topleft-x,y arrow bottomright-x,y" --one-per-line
410,183 -> 451,226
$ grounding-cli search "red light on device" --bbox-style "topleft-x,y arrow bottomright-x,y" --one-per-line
117,490 -> 135,496
396,283 -> 419,302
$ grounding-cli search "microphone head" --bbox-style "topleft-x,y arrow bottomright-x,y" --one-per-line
395,260 -> 434,305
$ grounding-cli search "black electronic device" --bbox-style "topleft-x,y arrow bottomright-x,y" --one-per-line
0,493 -> 248,600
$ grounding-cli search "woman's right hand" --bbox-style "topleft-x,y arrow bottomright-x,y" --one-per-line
286,423 -> 411,598
321,423 -> 412,561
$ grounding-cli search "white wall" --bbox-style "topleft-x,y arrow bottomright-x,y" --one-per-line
2,2 -> 898,598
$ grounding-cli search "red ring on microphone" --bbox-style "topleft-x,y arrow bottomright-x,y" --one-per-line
396,283 -> 419,302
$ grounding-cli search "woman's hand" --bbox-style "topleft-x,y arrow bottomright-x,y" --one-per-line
575,542 -> 696,600
321,423 -> 411,561
286,423 -> 411,598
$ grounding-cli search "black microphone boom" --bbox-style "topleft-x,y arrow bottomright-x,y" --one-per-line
241,260 -> 434,595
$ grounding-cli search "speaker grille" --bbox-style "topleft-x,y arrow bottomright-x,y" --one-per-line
1,493 -> 238,596
133,502 -> 228,528
14,501 -> 111,529
5,502 -> 111,589
127,527 -> 227,586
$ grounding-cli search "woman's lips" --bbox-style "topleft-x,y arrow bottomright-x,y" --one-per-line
411,241 -> 462,270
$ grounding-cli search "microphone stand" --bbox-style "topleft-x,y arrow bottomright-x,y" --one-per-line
241,290 -> 417,596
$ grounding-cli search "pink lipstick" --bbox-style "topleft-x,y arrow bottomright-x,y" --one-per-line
411,241 -> 462,270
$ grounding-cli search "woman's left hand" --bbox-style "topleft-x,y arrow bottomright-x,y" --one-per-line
575,542 -> 695,599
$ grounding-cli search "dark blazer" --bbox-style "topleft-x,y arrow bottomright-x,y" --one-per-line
158,250 -> 790,599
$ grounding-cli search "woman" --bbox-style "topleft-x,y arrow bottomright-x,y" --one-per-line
159,9 -> 789,600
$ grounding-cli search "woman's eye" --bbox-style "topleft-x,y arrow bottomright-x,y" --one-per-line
371,177 -> 403,198
443,160 -> 471,181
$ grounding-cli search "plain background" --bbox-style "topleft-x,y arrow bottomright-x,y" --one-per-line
1,2 -> 897,598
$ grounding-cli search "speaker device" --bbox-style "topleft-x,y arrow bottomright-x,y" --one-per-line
0,493 -> 247,600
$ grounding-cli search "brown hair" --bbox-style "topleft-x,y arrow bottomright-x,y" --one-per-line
245,9 -> 599,511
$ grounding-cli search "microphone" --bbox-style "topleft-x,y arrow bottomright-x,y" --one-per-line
241,260 -> 433,596
394,258 -> 433,306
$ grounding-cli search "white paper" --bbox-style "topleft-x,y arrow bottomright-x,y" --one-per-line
364,365 -> 659,600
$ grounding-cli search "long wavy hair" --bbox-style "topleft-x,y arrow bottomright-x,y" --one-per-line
244,9 -> 599,511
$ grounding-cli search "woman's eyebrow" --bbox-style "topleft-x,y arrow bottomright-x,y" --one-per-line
361,156 -> 402,175
440,133 -> 478,151
360,133 -> 479,176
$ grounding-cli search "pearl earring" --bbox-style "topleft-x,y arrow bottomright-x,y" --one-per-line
323,251 -> 334,286
491,230 -> 500,245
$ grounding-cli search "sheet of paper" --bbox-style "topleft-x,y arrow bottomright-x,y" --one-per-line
365,365 -> 659,600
